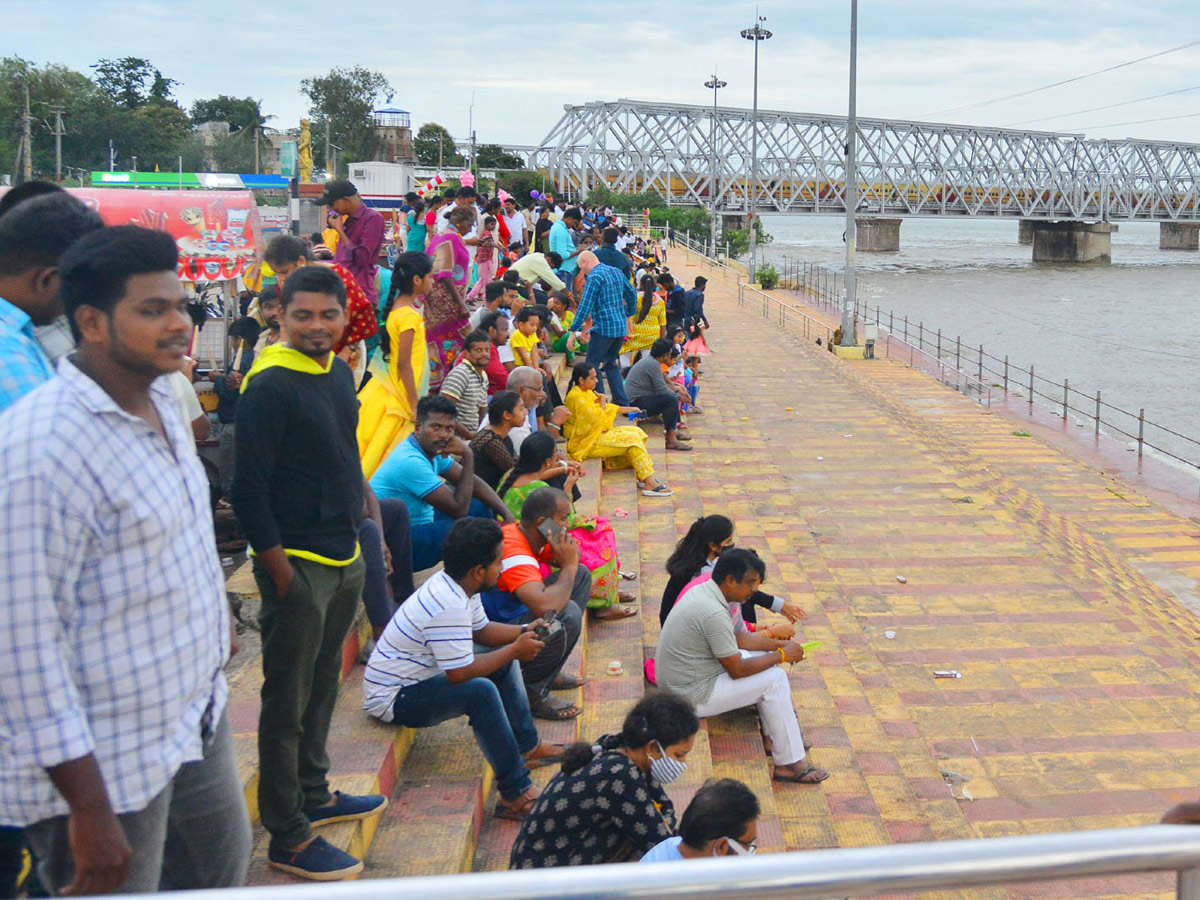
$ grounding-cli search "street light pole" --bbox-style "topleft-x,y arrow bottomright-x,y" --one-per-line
840,0 -> 859,346
741,11 -> 772,283
705,71 -> 727,256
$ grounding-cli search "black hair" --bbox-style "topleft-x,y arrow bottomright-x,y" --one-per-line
410,198 -> 426,214
479,309 -> 507,335
518,484 -> 564,525
259,284 -> 280,306
442,187 -> 457,200
650,338 -> 674,359
463,328 -> 490,351
381,252 -> 432,359
483,215 -> 497,229
712,547 -> 766,587
498,431 -> 556,498
679,779 -> 761,850
667,323 -> 686,342
487,389 -> 523,426
416,393 -> 458,422
0,180 -> 64,219
310,232 -> 325,245
228,316 -> 262,345
264,234 -> 311,268
602,226 -> 618,245
501,268 -> 521,286
441,518 -> 504,580
569,361 -> 595,390
561,690 -> 699,775
59,226 -> 178,341
563,207 -> 582,222
531,304 -> 553,325
485,280 -> 508,304
656,273 -> 674,288
666,515 -> 734,581
545,251 -> 563,267
635,274 -> 656,323
0,193 -> 104,278
484,198 -> 502,212
456,186 -> 477,199
279,264 -> 346,310
515,305 -> 538,324
694,276 -> 707,288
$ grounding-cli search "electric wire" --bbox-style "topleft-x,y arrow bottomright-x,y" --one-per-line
1074,110 -> 1200,131
920,39 -> 1200,119
1007,84 -> 1200,126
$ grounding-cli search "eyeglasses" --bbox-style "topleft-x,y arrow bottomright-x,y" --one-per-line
725,836 -> 757,856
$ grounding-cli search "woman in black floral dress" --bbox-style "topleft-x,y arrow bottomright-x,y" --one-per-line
509,691 -> 700,868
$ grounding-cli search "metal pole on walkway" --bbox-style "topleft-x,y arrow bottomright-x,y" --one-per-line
706,72 -> 727,256
839,0 -> 859,346
741,11 -> 771,283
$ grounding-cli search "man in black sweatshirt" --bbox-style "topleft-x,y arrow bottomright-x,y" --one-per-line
231,265 -> 386,881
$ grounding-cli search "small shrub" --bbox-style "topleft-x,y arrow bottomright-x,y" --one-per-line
756,263 -> 779,290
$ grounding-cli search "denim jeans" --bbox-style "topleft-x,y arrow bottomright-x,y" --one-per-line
411,505 -> 495,573
585,334 -> 630,406
359,498 -> 416,628
389,655 -> 537,800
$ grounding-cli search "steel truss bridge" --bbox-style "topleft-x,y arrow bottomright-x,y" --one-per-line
511,99 -> 1200,222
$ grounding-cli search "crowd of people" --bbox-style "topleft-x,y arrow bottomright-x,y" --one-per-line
0,177 -> 824,895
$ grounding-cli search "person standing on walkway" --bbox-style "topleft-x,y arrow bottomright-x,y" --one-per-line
322,180 -> 385,308
232,265 -> 386,882
567,251 -> 637,407
0,226 -> 251,894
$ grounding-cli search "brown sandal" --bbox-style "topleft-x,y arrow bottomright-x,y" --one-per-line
523,741 -> 567,769
494,787 -> 540,820
772,765 -> 830,784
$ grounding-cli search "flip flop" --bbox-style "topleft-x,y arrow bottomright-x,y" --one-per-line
666,443 -> 693,452
772,765 -> 830,784
618,591 -> 638,603
552,672 -> 589,690
522,741 -> 566,769
529,697 -> 582,720
592,605 -> 638,621
619,570 -> 638,581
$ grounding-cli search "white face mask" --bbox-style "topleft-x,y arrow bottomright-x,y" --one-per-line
648,741 -> 687,785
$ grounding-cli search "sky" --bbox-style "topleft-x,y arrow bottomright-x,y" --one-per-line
4,0 -> 1200,149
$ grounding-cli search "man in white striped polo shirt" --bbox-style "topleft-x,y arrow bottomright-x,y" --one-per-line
363,518 -> 565,821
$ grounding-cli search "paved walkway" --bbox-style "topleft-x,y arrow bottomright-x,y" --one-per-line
635,249 -> 1200,898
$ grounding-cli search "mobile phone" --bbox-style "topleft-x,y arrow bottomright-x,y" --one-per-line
532,609 -> 559,640
538,518 -> 564,542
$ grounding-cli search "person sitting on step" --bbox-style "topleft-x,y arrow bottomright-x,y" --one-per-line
640,778 -> 761,862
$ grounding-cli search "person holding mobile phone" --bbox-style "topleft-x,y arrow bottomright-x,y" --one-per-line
480,487 -> 593,720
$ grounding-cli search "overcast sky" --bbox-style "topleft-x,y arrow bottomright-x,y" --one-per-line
5,0 -> 1200,149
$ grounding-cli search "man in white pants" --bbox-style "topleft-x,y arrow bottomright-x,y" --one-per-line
655,549 -> 830,784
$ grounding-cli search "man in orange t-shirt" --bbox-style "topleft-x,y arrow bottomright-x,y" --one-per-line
480,486 -> 591,720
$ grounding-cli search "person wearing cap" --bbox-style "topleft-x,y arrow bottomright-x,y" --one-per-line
320,180 -> 385,309
566,251 -> 637,407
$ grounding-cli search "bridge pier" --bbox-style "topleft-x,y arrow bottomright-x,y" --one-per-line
856,217 -> 901,252
1159,222 -> 1200,250
721,213 -> 748,234
1018,220 -> 1035,245
1030,221 -> 1116,265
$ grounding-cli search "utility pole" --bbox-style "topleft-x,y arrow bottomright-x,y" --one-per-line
438,133 -> 443,170
48,106 -> 65,182
740,11 -> 772,283
840,0 -> 859,346
21,85 -> 33,183
469,92 -> 477,182
254,125 -> 260,175
324,120 -> 331,177
705,71 -> 727,256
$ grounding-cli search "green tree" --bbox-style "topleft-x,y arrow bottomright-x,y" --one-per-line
496,170 -> 546,203
475,143 -> 524,171
190,95 -> 268,133
413,122 -> 461,168
300,66 -> 393,176
91,57 -> 177,109
725,219 -> 773,259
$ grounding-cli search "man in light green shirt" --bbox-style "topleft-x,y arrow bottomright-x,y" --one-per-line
655,549 -> 829,785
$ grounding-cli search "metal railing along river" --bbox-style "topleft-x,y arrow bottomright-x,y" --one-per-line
100,825 -> 1200,900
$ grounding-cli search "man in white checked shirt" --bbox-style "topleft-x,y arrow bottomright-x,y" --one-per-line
0,226 -> 250,894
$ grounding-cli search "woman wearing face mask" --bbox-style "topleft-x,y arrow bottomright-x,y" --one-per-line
509,691 -> 699,869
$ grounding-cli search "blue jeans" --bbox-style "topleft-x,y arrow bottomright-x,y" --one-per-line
389,657 -> 537,800
410,504 -> 494,572
585,334 -> 630,406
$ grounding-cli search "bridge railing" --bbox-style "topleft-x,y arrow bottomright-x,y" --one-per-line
101,825 -> 1200,900
773,256 -> 1200,487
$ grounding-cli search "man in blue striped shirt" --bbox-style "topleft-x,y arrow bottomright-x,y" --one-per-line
364,518 -> 564,821
567,251 -> 638,406
0,192 -> 103,412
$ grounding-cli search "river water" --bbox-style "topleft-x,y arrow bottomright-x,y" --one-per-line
759,216 -> 1200,475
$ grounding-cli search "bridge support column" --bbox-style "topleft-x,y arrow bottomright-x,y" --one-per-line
856,217 -> 901,252
1159,222 -> 1200,250
721,213 -> 747,234
1030,221 -> 1116,265
1018,219 -> 1035,245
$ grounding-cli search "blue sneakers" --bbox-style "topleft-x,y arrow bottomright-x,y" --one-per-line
305,791 -> 389,827
268,836 -> 363,881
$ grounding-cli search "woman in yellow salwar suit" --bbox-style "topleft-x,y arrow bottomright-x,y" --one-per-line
358,252 -> 431,477
563,362 -> 674,497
